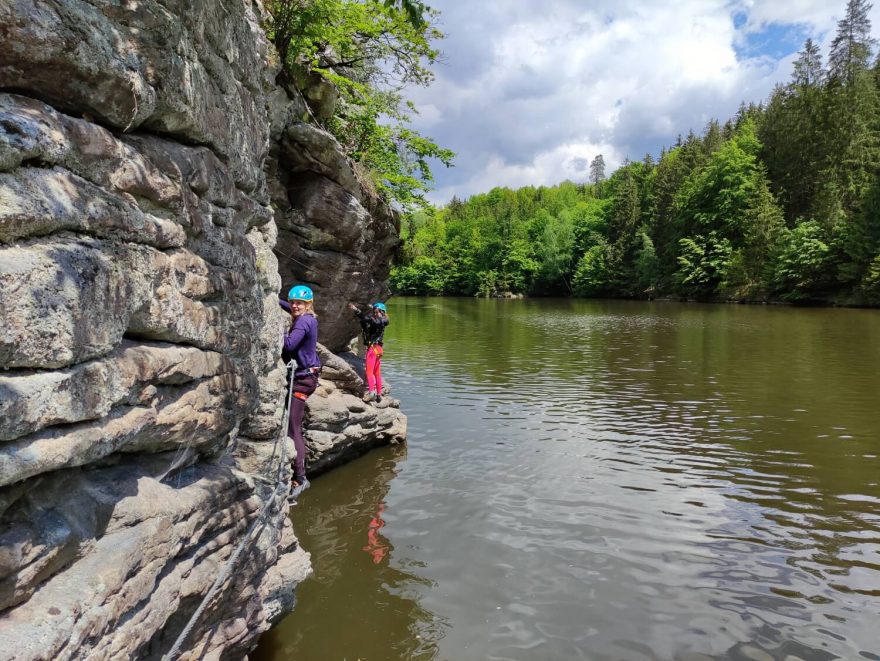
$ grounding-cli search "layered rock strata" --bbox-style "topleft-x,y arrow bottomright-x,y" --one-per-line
0,0 -> 406,658
269,106 -> 401,351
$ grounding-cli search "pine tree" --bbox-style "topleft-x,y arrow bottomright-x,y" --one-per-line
606,167 -> 641,245
589,154 -> 606,186
823,0 -> 880,218
793,38 -> 824,87
828,0 -> 876,85
702,120 -> 723,156
760,40 -> 826,222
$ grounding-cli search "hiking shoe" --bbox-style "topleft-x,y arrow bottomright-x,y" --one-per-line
375,394 -> 382,403
362,391 -> 375,402
288,477 -> 311,501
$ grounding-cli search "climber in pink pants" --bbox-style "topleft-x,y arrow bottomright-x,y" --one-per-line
348,301 -> 389,403
365,342 -> 384,396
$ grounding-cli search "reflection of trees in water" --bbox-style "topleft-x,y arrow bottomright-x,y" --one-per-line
389,297 -> 880,654
395,296 -> 880,506
252,444 -> 447,661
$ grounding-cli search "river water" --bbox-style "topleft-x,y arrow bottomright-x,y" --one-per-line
253,298 -> 880,661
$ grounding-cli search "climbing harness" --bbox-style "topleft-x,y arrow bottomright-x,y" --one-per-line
162,360 -> 298,661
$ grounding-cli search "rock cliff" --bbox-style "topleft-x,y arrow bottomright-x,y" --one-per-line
0,1 -> 406,658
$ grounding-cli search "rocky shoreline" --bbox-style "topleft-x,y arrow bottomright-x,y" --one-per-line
0,1 -> 404,658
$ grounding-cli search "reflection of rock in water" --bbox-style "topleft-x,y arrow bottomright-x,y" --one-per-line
252,445 -> 448,661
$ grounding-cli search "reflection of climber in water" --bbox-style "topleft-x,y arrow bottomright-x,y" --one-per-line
362,502 -> 391,564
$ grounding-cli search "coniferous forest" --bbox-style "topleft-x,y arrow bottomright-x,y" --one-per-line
391,0 -> 880,305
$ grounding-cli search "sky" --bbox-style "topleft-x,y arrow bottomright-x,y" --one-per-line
404,0 -> 880,204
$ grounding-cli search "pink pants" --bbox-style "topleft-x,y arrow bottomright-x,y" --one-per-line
366,344 -> 383,394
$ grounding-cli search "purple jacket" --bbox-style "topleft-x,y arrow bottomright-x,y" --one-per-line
280,300 -> 320,376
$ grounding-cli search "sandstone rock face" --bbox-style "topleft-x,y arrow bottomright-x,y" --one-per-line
271,121 -> 401,352
0,1 -> 406,659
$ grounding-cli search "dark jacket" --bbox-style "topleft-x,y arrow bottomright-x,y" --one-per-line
354,307 -> 389,346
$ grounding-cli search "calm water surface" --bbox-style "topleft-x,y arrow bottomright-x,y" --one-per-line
253,298 -> 880,661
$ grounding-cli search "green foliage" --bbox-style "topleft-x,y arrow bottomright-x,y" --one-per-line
389,0 -> 880,307
573,242 -> 612,296
633,231 -> 660,294
389,255 -> 444,294
861,253 -> 880,301
571,199 -> 610,254
676,233 -> 733,298
501,239 -> 540,292
533,208 -> 577,293
383,0 -> 430,27
772,221 -> 833,300
266,0 -> 453,209
671,121 -> 784,295
828,0 -> 876,85
476,269 -> 500,298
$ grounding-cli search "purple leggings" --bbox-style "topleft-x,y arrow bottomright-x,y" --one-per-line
288,374 -> 318,479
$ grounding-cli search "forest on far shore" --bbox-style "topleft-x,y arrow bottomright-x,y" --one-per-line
391,0 -> 880,305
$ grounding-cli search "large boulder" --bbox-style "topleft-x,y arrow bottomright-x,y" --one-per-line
270,118 -> 400,352
0,0 -> 301,656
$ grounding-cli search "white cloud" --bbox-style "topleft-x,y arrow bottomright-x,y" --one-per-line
736,0 -> 840,33
408,0 -> 880,204
430,140 -> 623,202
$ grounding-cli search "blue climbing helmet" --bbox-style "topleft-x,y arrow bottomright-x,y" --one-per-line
372,302 -> 387,312
288,285 -> 314,302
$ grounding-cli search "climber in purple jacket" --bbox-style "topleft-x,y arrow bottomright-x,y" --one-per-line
279,285 -> 321,499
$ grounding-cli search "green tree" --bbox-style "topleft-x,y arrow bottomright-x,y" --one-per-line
828,0 -> 876,85
794,37 -> 824,86
673,121 -> 784,296
266,0 -> 453,209
390,255 -> 444,294
603,164 -> 647,295
861,253 -> 880,301
702,119 -> 724,156
676,233 -> 733,298
590,154 -> 606,186
823,0 -> 880,214
573,241 -> 612,296
571,198 -> 609,256
501,239 -> 540,293
633,231 -> 660,295
844,172 -> 880,290
771,221 -> 834,300
760,40 -> 826,221
530,210 -> 576,294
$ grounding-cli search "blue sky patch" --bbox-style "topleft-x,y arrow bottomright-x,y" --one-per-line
735,21 -> 811,60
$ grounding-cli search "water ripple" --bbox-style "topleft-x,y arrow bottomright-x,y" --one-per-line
258,298 -> 880,661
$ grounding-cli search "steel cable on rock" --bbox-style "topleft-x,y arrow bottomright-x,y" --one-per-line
162,360 -> 298,661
